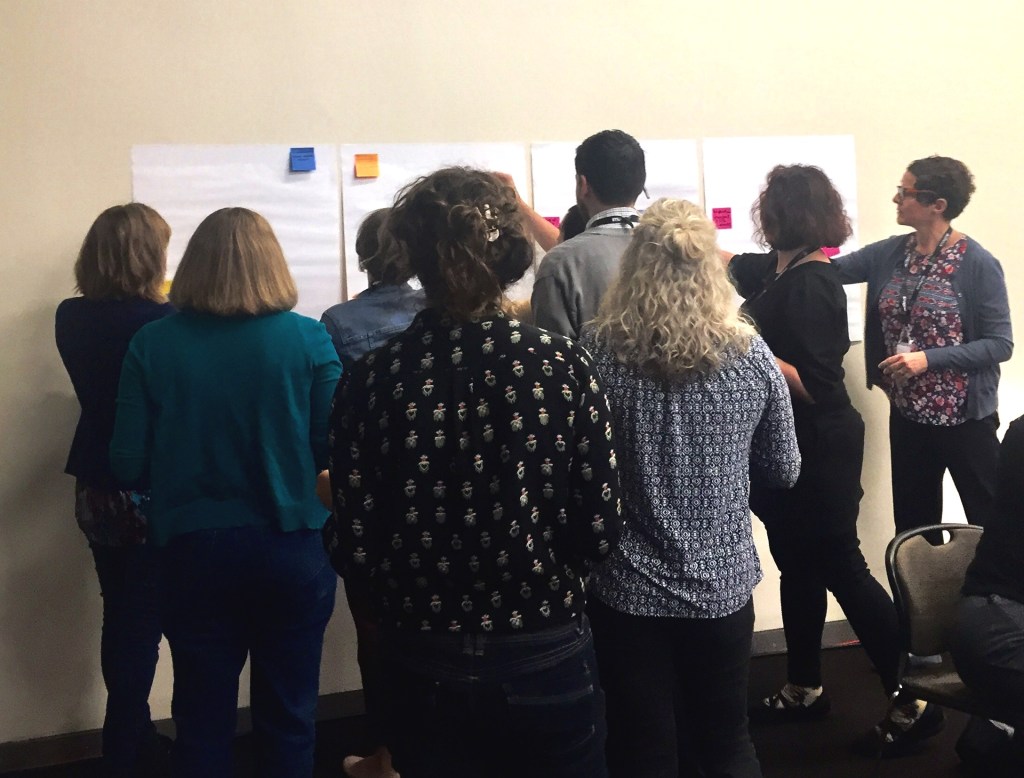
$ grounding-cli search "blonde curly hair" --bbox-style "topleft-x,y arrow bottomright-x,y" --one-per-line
592,198 -> 754,381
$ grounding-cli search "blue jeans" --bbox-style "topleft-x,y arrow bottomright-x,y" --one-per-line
90,543 -> 163,777
381,618 -> 607,778
162,527 -> 336,778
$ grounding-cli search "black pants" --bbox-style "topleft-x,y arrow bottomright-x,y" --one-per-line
952,594 -> 1024,725
889,410 -> 1000,533
588,597 -> 761,778
752,404 -> 900,695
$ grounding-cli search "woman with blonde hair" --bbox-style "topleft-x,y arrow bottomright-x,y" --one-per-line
582,198 -> 800,777
56,203 -> 175,776
110,207 -> 342,777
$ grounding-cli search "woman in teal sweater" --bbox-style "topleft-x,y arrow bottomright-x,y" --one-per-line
111,207 -> 342,778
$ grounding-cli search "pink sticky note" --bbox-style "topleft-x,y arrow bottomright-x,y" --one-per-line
544,216 -> 561,228
712,208 -> 732,229
822,246 -> 840,257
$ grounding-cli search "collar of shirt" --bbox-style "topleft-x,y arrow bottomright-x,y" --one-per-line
585,206 -> 641,231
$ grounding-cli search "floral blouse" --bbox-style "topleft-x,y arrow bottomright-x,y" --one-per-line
879,236 -> 970,426
324,309 -> 622,634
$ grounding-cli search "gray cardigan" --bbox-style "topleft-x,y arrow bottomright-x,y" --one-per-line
835,234 -> 1013,420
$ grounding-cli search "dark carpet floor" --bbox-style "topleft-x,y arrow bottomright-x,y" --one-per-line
3,646 -> 987,777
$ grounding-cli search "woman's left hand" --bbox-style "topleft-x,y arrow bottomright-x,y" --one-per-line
879,351 -> 929,384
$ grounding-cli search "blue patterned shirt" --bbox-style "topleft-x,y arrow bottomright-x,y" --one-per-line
581,331 -> 800,618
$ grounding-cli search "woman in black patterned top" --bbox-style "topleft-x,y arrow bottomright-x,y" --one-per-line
583,198 -> 800,778
726,166 -> 928,755
324,167 -> 621,778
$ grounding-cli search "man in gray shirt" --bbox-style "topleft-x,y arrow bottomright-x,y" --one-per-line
531,130 -> 646,339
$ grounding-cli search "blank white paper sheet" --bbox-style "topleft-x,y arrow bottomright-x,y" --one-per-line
132,145 -> 342,320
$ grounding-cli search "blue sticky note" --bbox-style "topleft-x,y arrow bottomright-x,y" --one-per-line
290,147 -> 316,172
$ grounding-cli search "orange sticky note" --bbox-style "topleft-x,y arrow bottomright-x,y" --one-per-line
354,154 -> 380,179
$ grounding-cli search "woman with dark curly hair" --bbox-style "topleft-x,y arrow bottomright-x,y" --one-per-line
725,165 -> 922,754
836,156 -> 1012,535
323,167 -> 622,778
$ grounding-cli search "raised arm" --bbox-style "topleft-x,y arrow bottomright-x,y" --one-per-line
493,171 -> 560,252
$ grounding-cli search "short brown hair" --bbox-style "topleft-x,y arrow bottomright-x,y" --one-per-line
169,207 -> 298,316
753,165 -> 852,251
389,167 -> 532,320
74,203 -> 169,301
357,208 -> 412,286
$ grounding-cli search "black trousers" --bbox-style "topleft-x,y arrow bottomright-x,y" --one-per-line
588,597 -> 761,778
752,404 -> 900,695
889,410 -> 1001,533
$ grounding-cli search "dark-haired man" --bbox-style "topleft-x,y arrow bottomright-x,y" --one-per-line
532,130 -> 646,339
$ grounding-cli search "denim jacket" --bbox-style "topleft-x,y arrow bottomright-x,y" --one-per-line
320,283 -> 426,369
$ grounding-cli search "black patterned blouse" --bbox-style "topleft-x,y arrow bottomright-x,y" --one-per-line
324,308 -> 622,634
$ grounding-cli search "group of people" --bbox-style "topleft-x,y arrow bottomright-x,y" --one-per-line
55,127 -> 1019,778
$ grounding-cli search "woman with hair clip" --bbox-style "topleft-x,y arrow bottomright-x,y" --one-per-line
582,198 -> 801,778
110,208 -> 342,777
56,203 -> 175,777
725,165 -> 931,756
324,167 -> 622,778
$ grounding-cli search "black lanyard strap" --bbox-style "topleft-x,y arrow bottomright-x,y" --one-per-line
900,226 -> 953,318
588,214 -> 639,229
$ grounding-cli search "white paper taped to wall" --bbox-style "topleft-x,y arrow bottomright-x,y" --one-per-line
132,145 -> 342,320
339,143 -> 531,301
701,135 -> 864,342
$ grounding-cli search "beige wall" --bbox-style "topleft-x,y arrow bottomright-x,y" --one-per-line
2,0 -> 1022,744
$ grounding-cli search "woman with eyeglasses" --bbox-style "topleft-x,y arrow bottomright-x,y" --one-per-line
835,157 -> 1012,536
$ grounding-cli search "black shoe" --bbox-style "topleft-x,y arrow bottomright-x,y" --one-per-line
750,688 -> 832,723
855,702 -> 945,758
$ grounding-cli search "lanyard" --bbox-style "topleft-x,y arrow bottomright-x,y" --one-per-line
900,227 -> 952,319
744,247 -> 819,308
588,213 -> 639,229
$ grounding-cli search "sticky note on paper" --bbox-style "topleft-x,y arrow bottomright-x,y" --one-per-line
289,147 -> 316,172
822,246 -> 840,257
544,216 -> 561,228
354,154 -> 380,179
712,208 -> 732,230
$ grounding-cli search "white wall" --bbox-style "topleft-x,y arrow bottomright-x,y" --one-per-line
3,0 -> 1023,744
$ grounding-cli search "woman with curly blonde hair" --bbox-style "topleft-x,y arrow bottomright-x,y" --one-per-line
582,198 -> 800,778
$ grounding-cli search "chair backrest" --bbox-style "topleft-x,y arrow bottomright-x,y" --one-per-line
886,523 -> 984,657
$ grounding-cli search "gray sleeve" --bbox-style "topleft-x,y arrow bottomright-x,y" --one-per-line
833,244 -> 877,285
531,257 -> 578,339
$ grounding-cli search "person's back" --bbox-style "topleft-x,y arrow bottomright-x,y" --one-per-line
325,166 -> 621,778
321,207 -> 426,368
532,130 -> 646,339
114,309 -> 338,544
583,332 -> 799,617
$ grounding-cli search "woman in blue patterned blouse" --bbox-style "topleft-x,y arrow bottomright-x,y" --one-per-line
582,198 -> 801,778
324,167 -> 623,778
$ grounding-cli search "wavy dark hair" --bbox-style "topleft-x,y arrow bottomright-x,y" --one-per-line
906,156 -> 975,220
389,167 -> 533,320
752,164 -> 852,251
356,208 -> 411,286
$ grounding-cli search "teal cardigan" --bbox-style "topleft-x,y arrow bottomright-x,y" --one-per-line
110,310 -> 342,546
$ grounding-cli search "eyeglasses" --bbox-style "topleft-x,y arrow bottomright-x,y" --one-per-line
895,185 -> 938,202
